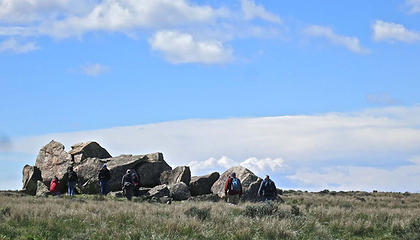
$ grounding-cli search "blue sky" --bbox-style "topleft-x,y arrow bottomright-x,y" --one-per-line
1,0 -> 420,191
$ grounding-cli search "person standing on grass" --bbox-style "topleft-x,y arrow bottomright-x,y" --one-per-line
122,169 -> 134,200
98,164 -> 111,195
258,175 -> 277,201
131,171 -> 140,196
224,172 -> 242,205
66,166 -> 78,196
49,176 -> 61,196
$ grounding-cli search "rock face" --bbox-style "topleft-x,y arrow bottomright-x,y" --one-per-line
36,181 -> 50,197
22,165 -> 42,195
68,142 -> 111,163
190,172 -> 220,196
169,182 -> 191,201
148,184 -> 170,198
35,140 -> 72,184
160,166 -> 191,185
211,166 -> 260,199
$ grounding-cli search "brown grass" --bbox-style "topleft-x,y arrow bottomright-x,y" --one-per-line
0,191 -> 419,239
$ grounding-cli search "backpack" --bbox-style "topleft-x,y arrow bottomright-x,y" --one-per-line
265,179 -> 276,194
230,177 -> 241,192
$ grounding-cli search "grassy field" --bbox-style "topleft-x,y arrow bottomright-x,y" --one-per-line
0,191 -> 420,240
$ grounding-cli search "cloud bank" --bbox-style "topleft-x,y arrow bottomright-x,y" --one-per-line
6,105 -> 420,192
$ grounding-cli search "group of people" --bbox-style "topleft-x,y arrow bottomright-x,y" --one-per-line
49,166 -> 278,204
224,172 -> 278,204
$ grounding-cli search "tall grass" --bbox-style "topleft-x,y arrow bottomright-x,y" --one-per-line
0,191 -> 419,239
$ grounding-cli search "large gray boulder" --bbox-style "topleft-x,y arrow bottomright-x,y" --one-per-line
169,182 -> 191,201
35,140 -> 72,185
160,166 -> 190,185
190,172 -> 220,196
22,165 -> 42,195
75,152 -> 171,193
68,142 -> 111,163
36,180 -> 50,197
135,153 -> 172,187
211,166 -> 260,199
148,184 -> 170,198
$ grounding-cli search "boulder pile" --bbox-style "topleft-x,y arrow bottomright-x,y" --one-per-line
22,140 -> 281,203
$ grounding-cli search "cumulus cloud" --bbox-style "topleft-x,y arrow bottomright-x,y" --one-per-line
303,25 -> 369,54
240,0 -> 282,24
0,38 -> 39,53
149,30 -> 233,64
372,20 -> 420,43
406,0 -> 420,14
189,156 -> 284,175
6,105 -> 420,191
81,63 -> 109,77
46,0 -> 226,37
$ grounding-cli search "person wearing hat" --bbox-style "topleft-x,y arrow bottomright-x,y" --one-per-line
98,164 -> 111,195
121,169 -> 134,200
224,172 -> 242,205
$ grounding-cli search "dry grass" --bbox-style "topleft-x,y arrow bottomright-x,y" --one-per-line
0,191 -> 419,239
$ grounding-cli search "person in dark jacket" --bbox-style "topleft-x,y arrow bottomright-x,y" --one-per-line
49,176 -> 61,196
224,172 -> 242,204
98,164 -> 111,195
122,169 -> 133,200
258,175 -> 277,201
66,166 -> 78,196
131,171 -> 140,196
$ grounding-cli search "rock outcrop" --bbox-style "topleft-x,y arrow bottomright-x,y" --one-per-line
169,182 -> 191,201
22,165 -> 42,195
160,166 -> 191,185
29,140 -> 171,194
68,142 -> 111,163
189,172 -> 220,196
211,166 -> 261,200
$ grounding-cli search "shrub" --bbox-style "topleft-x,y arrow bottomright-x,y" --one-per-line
243,203 -> 278,218
291,205 -> 300,216
184,207 -> 211,221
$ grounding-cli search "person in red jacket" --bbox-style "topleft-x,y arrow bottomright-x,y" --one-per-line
224,172 -> 242,204
50,176 -> 61,196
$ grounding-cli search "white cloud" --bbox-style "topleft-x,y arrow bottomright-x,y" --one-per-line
43,0 -> 226,37
189,156 -> 284,175
0,0 -> 94,23
240,0 -> 282,24
149,30 -> 233,64
0,38 -> 39,53
406,0 -> 420,14
288,156 -> 420,192
81,63 -> 109,77
6,105 -> 420,191
372,20 -> 420,43
303,25 -> 370,54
